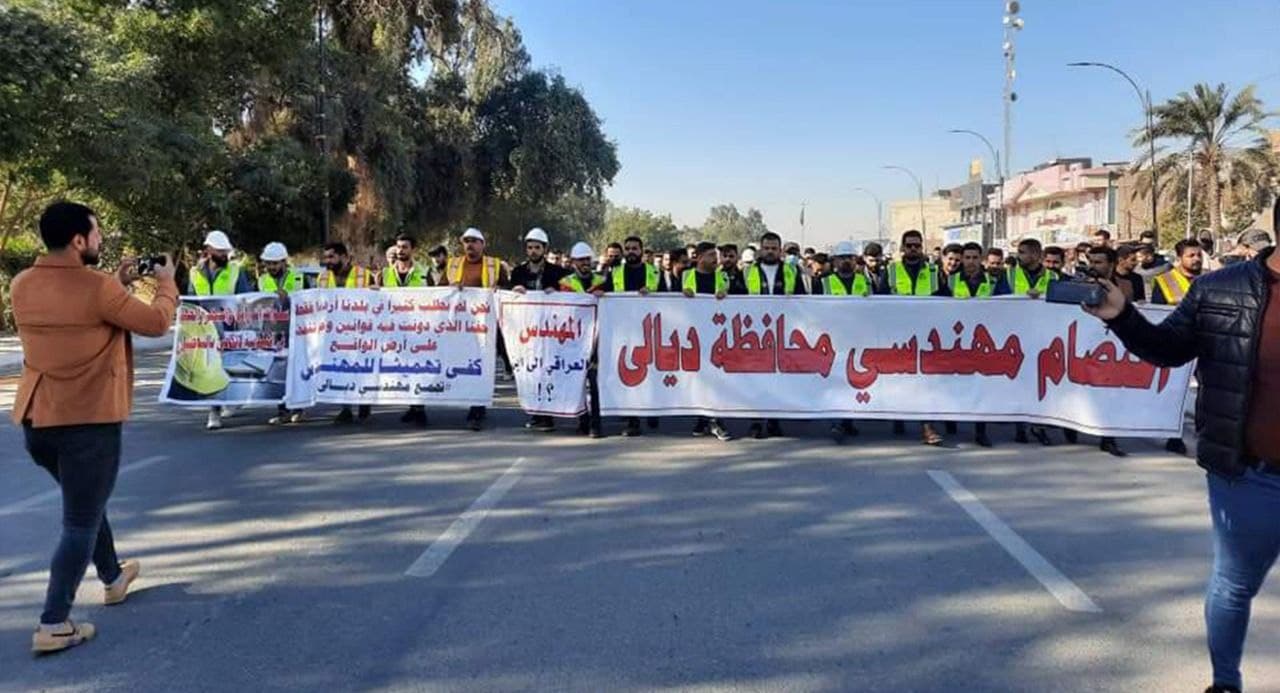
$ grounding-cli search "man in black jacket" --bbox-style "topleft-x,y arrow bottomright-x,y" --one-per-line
1084,240 -> 1278,693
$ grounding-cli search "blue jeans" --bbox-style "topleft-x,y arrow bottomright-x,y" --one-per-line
23,423 -> 123,625
1206,467 -> 1280,689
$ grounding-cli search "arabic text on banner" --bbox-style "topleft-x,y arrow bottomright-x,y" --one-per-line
285,288 -> 496,407
596,295 -> 1194,438
160,294 -> 291,407
497,290 -> 597,417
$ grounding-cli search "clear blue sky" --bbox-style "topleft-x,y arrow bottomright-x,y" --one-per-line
495,0 -> 1280,245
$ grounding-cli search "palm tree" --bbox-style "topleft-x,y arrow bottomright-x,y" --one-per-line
1132,83 -> 1278,237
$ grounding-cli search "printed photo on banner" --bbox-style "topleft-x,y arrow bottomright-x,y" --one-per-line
596,294 -> 1194,438
160,294 -> 291,406
285,287 -> 496,408
497,290 -> 597,417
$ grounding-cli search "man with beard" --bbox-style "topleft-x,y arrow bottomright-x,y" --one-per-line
718,243 -> 743,289
380,234 -> 430,426
681,241 -> 735,442
743,232 -> 805,440
600,242 -> 623,274
426,245 -> 448,287
1042,246 -> 1067,275
559,243 -> 606,438
509,228 -> 570,432
879,229 -> 947,445
1114,244 -> 1146,302
985,247 -> 1006,283
1060,245 -> 1128,457
318,242 -> 375,425
946,242 -> 998,446
862,241 -> 889,294
605,235 -> 666,437
816,241 -> 869,443
14,202 -> 178,653
996,237 -> 1060,446
190,230 -> 254,430
1151,239 -> 1207,455
446,227 -> 507,430
258,242 -> 309,427
662,248 -> 689,294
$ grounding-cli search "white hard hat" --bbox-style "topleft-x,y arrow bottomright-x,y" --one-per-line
741,248 -> 756,263
569,242 -> 594,260
260,242 -> 289,262
525,227 -> 549,245
833,240 -> 856,257
460,227 -> 485,242
203,230 -> 232,251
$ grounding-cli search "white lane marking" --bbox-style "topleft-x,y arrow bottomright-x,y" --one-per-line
927,470 -> 1102,614
405,456 -> 526,578
0,455 -> 170,516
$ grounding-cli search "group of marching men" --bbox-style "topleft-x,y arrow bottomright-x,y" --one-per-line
185,222 -> 1272,452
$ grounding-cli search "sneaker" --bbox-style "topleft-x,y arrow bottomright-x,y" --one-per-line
1100,439 -> 1128,457
206,409 -> 223,431
589,426 -> 604,439
288,411 -> 306,424
691,420 -> 709,437
104,560 -> 140,606
1204,686 -> 1241,693
709,422 -> 733,442
32,620 -> 95,654
532,417 -> 555,433
267,415 -> 287,426
921,424 -> 944,446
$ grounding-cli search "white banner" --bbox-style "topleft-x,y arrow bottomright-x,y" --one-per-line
285,288 -> 496,408
597,294 -> 1193,437
498,291 -> 596,417
160,294 -> 291,407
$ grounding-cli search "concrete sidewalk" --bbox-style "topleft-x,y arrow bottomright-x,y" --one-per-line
0,331 -> 173,374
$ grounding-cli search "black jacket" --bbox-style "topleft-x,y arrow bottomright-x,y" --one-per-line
1107,247 -> 1274,478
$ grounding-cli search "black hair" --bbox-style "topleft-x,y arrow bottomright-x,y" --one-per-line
985,247 -> 1004,259
1174,238 -> 1201,257
395,233 -> 416,247
694,241 -> 718,257
1093,228 -> 1112,240
39,201 -> 97,251
1044,245 -> 1065,259
668,248 -> 688,262
428,245 -> 447,257
607,241 -> 623,251
623,236 -> 644,247
901,229 -> 923,244
323,242 -> 349,256
1017,238 -> 1042,252
718,243 -> 738,253
863,242 -> 884,256
1116,244 -> 1135,259
760,231 -> 783,245
942,243 -> 964,255
961,242 -> 983,255
1088,245 -> 1117,264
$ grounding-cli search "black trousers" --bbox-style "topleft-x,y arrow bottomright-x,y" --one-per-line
23,422 -> 124,624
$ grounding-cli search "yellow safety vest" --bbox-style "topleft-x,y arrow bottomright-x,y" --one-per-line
611,263 -> 660,292
823,273 -> 869,297
446,256 -> 500,288
317,265 -> 372,288
257,268 -> 304,293
888,262 -> 938,296
1006,265 -> 1056,295
949,272 -> 995,299
745,263 -> 798,295
382,264 -> 427,288
1153,269 -> 1193,304
682,268 -> 729,294
190,262 -> 243,296
560,272 -> 605,293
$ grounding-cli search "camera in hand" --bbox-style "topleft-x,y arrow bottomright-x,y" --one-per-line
1045,272 -> 1106,307
136,255 -> 167,275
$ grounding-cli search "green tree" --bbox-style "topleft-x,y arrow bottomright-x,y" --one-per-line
590,204 -> 683,252
696,204 -> 771,247
1134,83 -> 1279,238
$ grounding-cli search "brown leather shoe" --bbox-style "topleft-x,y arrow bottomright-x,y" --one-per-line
32,620 -> 95,654
104,559 -> 140,606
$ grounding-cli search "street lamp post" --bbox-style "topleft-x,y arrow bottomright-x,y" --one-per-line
1068,61 -> 1159,235
947,128 -> 1003,247
316,2 -> 331,243
851,187 -> 883,239
882,165 -> 926,237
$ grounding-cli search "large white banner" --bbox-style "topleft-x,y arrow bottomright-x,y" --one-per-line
498,291 -> 596,417
597,294 -> 1193,437
285,288 -> 496,408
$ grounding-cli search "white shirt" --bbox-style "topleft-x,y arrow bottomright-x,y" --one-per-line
760,262 -> 779,294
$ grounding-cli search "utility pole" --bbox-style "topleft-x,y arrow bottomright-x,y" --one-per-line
947,129 -> 1003,247
316,2 -> 331,243
1003,2 -> 1023,185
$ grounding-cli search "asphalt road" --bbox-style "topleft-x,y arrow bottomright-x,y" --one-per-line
1,353 -> 1278,692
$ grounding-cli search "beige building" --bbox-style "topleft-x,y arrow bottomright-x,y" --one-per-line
888,192 -> 956,249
